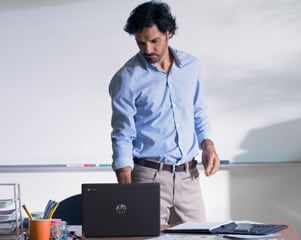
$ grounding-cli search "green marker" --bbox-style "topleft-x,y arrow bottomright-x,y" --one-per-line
98,164 -> 111,167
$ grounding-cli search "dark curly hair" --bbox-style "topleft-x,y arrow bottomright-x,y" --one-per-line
124,1 -> 178,37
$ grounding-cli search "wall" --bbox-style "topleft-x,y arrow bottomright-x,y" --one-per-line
229,164 -> 301,236
1,0 -> 301,166
0,168 -> 230,221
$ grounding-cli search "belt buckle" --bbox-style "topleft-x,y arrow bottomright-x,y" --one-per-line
171,164 -> 176,173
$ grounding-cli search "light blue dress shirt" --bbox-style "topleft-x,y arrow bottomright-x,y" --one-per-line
109,47 -> 213,170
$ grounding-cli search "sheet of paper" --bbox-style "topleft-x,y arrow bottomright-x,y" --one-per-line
147,234 -> 222,240
224,233 -> 279,239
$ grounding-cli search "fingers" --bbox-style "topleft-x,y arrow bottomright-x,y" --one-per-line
205,156 -> 220,176
203,152 -> 220,177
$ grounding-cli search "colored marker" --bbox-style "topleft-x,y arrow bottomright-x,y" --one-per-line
83,164 -> 97,167
98,164 -> 111,167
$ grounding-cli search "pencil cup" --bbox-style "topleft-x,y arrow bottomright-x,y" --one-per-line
31,211 -> 44,219
50,218 -> 67,240
30,219 -> 51,240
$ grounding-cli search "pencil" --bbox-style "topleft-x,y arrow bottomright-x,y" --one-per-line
47,202 -> 59,219
22,204 -> 33,220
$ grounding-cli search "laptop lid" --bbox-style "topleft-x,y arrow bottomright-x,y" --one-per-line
82,183 -> 160,237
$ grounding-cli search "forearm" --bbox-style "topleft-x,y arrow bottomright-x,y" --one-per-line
115,166 -> 132,183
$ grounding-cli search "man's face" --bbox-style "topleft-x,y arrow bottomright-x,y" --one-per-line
135,25 -> 171,64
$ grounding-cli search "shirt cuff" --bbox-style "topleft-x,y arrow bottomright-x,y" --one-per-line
112,158 -> 134,171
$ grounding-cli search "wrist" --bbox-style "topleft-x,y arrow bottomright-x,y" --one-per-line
201,139 -> 215,151
115,167 -> 132,183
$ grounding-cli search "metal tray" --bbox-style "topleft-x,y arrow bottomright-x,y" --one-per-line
0,222 -> 16,234
0,199 -> 13,209
0,209 -> 16,222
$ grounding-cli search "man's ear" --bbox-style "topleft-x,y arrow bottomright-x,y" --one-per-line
167,31 -> 172,39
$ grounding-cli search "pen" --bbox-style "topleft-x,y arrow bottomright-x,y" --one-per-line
48,202 -> 59,219
22,204 -> 33,220
43,200 -> 56,219
43,199 -> 52,218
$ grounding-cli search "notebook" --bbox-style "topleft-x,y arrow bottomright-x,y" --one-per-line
81,183 -> 160,237
164,221 -> 288,235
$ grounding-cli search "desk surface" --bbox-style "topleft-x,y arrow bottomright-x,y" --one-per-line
84,223 -> 299,240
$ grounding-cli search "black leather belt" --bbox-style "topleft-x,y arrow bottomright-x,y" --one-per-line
133,158 -> 197,173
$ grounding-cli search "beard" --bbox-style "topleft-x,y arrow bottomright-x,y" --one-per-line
143,53 -> 162,64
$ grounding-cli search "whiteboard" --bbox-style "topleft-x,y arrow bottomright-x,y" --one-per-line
0,0 -> 300,166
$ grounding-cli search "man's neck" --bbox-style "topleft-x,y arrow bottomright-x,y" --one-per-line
155,50 -> 174,73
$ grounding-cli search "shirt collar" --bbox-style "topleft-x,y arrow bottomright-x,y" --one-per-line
137,46 -> 183,70
169,47 -> 182,67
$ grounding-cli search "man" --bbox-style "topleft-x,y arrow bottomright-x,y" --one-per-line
109,1 -> 220,224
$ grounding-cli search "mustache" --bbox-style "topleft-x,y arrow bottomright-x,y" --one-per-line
143,53 -> 158,57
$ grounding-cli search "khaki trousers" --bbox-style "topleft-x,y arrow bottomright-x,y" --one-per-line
132,163 -> 206,225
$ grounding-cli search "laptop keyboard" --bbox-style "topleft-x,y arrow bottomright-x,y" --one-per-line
212,223 -> 288,235
245,224 -> 288,235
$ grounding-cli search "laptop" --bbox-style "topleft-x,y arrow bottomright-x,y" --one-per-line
164,221 -> 288,235
81,183 -> 160,237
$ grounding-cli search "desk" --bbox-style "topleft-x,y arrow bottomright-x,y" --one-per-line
83,223 -> 299,240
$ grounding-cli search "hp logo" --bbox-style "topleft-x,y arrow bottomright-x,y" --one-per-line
116,204 -> 127,215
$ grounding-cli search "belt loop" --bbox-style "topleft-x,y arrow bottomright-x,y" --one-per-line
159,162 -> 164,172
185,162 -> 188,172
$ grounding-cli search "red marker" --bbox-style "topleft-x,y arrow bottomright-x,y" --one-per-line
83,164 -> 97,167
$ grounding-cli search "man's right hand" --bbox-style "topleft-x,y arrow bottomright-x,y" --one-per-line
115,166 -> 132,183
